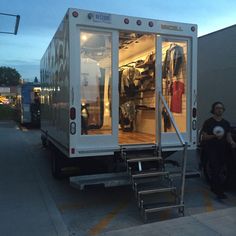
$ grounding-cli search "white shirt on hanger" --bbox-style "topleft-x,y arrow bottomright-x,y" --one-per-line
81,57 -> 101,102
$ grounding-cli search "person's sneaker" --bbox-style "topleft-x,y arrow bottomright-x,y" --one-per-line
217,193 -> 228,199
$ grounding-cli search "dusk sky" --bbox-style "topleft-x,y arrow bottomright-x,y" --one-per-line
1,0 -> 236,81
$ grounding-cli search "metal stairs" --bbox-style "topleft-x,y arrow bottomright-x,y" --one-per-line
125,152 -> 185,221
121,92 -> 188,221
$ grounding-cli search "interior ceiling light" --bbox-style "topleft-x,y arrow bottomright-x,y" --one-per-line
81,35 -> 87,41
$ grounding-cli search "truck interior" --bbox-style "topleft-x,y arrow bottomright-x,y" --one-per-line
80,30 -> 188,146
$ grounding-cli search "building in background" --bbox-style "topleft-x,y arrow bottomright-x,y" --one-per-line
0,86 -> 18,104
198,25 -> 236,129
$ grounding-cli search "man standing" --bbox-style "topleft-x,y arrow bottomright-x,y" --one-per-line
201,101 -> 236,199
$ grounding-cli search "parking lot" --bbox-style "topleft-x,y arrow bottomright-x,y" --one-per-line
1,121 -> 236,236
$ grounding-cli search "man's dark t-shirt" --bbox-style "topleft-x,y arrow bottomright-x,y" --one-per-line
202,117 -> 230,152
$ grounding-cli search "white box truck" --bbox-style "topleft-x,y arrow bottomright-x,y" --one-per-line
40,8 -> 197,182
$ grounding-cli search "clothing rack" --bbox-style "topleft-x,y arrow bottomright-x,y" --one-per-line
119,61 -> 136,68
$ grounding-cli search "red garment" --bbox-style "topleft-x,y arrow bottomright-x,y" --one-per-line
170,81 -> 185,113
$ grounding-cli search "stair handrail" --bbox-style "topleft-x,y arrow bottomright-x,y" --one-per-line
158,91 -> 188,209
158,92 -> 185,146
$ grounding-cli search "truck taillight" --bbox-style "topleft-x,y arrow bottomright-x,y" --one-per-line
71,148 -> 75,154
70,107 -> 76,120
70,122 -> 76,135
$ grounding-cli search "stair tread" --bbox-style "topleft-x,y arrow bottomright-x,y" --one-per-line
135,180 -> 171,189
143,203 -> 184,213
127,156 -> 162,163
133,177 -> 170,185
132,170 -> 169,179
138,186 -> 176,195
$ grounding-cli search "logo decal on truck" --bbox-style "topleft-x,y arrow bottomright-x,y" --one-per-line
161,24 -> 183,31
93,12 -> 111,24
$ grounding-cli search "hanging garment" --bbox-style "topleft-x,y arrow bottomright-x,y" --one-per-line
120,101 -> 136,122
81,104 -> 89,134
136,53 -> 155,68
135,59 -> 145,68
170,80 -> 185,113
144,52 -> 155,65
81,57 -> 101,102
121,67 -> 140,97
162,107 -> 171,132
118,70 -> 124,94
120,101 -> 136,131
141,69 -> 155,90
162,44 -> 184,79
87,100 -> 101,128
81,57 -> 102,126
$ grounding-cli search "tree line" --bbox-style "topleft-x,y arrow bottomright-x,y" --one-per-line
0,66 -> 21,86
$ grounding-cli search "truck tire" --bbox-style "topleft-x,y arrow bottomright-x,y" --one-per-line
51,148 -> 63,179
41,134 -> 47,148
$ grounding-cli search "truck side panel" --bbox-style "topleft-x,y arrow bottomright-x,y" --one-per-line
40,14 -> 70,154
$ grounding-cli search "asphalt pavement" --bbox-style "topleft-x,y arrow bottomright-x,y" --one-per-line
100,207 -> 236,236
0,121 -> 68,236
1,120 -> 236,236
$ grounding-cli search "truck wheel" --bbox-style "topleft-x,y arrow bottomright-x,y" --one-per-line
51,149 -> 63,179
41,137 -> 47,148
